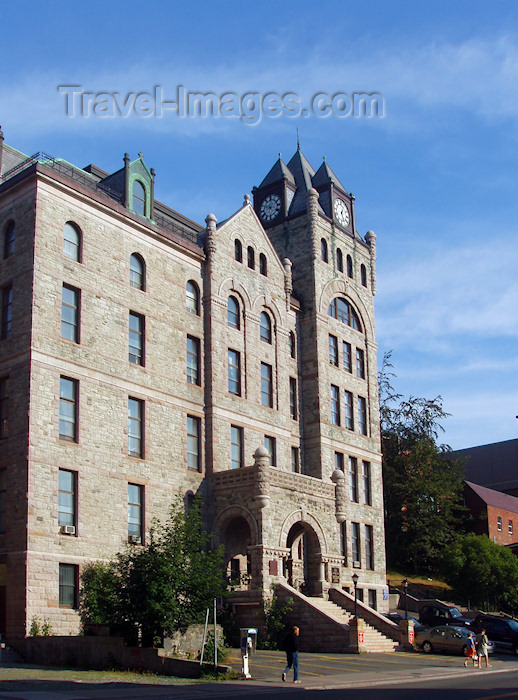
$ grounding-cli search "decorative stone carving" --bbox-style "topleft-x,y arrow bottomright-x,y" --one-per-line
253,445 -> 270,509
331,468 -> 347,523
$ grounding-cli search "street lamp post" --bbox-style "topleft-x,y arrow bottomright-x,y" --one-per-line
352,573 -> 359,620
403,578 -> 408,620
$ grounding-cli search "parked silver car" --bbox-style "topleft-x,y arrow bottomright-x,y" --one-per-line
415,625 -> 495,656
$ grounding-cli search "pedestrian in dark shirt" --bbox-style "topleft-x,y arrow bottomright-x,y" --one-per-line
282,625 -> 300,683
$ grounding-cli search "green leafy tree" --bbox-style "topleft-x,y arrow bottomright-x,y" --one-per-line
80,496 -> 226,646
380,352 -> 465,574
442,534 -> 518,610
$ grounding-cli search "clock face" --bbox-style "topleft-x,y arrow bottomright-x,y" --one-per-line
334,198 -> 350,227
260,194 -> 281,222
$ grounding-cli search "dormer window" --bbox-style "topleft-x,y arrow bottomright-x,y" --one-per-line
132,180 -> 146,216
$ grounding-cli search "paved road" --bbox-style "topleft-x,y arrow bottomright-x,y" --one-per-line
1,650 -> 518,699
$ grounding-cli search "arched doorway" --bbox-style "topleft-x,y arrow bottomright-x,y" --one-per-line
283,522 -> 322,596
222,515 -> 252,589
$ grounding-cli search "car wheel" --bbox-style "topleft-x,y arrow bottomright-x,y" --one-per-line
462,645 -> 467,656
422,641 -> 433,654
514,645 -> 518,656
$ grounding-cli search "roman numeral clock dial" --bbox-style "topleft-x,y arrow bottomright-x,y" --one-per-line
260,194 -> 281,222
334,198 -> 350,227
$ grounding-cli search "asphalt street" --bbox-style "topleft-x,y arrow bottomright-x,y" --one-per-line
1,650 -> 518,699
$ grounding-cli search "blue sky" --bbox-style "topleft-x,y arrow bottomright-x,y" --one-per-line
2,0 -> 518,449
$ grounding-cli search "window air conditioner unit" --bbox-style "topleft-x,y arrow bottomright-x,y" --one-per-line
128,535 -> 141,544
353,560 -> 361,569
60,525 -> 76,535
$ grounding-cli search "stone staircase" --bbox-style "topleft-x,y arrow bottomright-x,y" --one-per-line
275,582 -> 403,653
309,597 -> 399,652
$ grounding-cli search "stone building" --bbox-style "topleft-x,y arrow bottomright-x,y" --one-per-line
0,132 -> 389,648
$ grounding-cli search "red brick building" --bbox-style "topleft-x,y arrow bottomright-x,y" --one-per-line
464,481 -> 518,546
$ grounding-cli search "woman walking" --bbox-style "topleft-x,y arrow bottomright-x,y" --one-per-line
464,632 -> 477,668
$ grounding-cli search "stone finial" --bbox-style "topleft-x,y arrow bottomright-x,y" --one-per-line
254,445 -> 270,463
205,213 -> 217,228
243,193 -> 251,206
150,167 -> 156,180
124,153 -> 130,165
365,230 -> 376,245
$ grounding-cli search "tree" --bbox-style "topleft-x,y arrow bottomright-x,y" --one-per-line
80,496 -> 226,646
380,352 -> 465,574
442,534 -> 518,611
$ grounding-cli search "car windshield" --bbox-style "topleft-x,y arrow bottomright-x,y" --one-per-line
449,608 -> 462,617
508,620 -> 518,632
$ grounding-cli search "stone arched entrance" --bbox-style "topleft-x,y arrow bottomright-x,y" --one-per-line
213,506 -> 258,589
282,518 -> 325,596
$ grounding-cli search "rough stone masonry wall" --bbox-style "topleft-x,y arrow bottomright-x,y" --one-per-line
24,178 -> 206,637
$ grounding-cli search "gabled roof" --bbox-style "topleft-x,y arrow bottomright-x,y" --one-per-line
465,481 -> 518,514
258,157 -> 295,188
312,159 -> 348,193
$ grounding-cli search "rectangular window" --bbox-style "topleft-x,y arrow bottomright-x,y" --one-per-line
365,524 -> 374,570
61,284 -> 80,342
357,588 -> 364,602
358,396 -> 367,435
1,285 -> 12,340
331,385 -> 340,425
509,520 -> 513,535
356,348 -> 365,378
352,522 -> 361,566
261,362 -> 273,407
0,469 -> 5,532
344,390 -> 353,430
59,376 -> 78,442
128,483 -> 143,541
368,589 -> 377,610
0,377 -> 8,439
291,446 -> 300,473
186,335 -> 201,385
289,377 -> 298,419
264,435 -> 276,466
349,456 -> 358,502
335,451 -> 344,472
58,469 -> 76,528
231,425 -> 243,469
128,397 -> 143,458
228,349 -> 241,395
129,312 -> 144,365
497,516 -> 502,531
343,341 -> 352,372
329,334 -> 338,366
362,461 -> 372,506
59,563 -> 78,608
187,415 -> 201,471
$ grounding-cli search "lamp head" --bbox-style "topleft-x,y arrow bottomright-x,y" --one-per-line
352,573 -> 359,586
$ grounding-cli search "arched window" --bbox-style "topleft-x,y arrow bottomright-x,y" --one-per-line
4,220 -> 15,259
336,248 -> 343,272
321,238 -> 328,263
346,255 -> 353,279
361,264 -> 368,288
259,253 -> 267,276
227,296 -> 240,329
328,297 -> 362,332
185,490 -> 195,514
63,222 -> 81,262
234,239 -> 243,263
289,331 -> 296,359
260,312 -> 272,343
247,246 -> 255,269
132,180 -> 146,216
130,253 -> 145,290
186,280 -> 200,315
